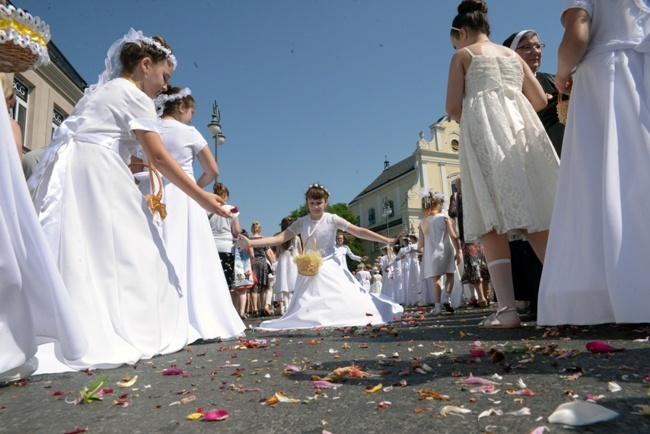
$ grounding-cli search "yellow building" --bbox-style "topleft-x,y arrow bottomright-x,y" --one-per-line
12,41 -> 86,152
348,115 -> 460,262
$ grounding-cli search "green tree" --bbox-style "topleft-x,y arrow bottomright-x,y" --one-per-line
288,202 -> 365,272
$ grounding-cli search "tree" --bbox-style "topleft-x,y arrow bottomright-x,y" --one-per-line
288,202 -> 365,272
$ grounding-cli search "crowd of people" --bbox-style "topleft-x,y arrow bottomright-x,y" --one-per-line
2,0 -> 649,384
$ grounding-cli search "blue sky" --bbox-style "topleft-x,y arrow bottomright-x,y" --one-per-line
34,0 -> 564,235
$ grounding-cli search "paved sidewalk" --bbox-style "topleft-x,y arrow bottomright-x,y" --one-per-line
1,306 -> 649,433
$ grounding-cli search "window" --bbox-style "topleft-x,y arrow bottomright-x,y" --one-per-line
12,78 -> 29,134
451,139 -> 459,151
368,208 -> 376,226
382,199 -> 395,218
52,107 -> 65,138
356,215 -> 361,225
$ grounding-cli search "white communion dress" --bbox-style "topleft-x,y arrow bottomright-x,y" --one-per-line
29,78 -> 188,373
274,238 -> 300,293
539,0 -> 650,325
138,118 -> 245,342
0,96 -> 87,381
255,213 -> 403,330
458,48 -> 559,243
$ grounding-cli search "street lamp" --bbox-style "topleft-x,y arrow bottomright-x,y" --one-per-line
207,100 -> 226,180
381,198 -> 392,239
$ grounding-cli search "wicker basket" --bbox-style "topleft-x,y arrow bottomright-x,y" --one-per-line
0,4 -> 51,73
557,93 -> 569,125
0,43 -> 38,72
294,238 -> 323,276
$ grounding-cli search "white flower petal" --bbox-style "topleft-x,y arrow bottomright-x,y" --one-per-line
548,401 -> 619,426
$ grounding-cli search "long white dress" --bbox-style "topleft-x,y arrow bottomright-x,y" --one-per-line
274,238 -> 300,293
141,118 -> 245,342
404,244 -> 422,305
355,269 -> 372,292
539,0 -> 650,325
459,48 -> 559,243
255,213 -> 403,330
0,99 -> 87,381
29,78 -> 188,373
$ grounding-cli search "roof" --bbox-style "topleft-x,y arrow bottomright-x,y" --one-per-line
350,154 -> 415,203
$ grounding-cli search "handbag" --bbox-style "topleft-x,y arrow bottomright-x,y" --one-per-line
232,246 -> 255,290
128,162 -> 167,221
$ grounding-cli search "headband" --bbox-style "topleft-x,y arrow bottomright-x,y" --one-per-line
509,29 -> 535,50
154,87 -> 191,116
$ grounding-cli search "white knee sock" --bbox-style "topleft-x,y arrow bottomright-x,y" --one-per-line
486,259 -> 516,310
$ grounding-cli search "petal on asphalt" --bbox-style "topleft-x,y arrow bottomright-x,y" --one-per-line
548,401 -> 619,426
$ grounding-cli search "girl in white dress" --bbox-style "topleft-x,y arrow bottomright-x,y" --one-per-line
236,184 -> 404,330
378,246 -> 394,298
539,0 -> 650,325
28,30 -> 231,373
138,86 -> 245,342
419,191 -> 462,315
274,216 -> 302,315
1,70 -> 87,381
404,234 -> 423,306
355,263 -> 372,292
446,1 -> 559,328
369,267 -> 383,295
334,233 -> 367,269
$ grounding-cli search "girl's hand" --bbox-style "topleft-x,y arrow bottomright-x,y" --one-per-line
554,73 -> 573,94
235,235 -> 251,249
454,251 -> 462,265
391,232 -> 405,245
199,191 -> 231,218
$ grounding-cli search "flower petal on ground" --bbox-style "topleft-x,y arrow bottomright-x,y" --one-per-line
478,408 -> 503,419
548,401 -> 619,426
457,373 -> 498,385
585,342 -> 625,353
507,407 -> 532,416
607,381 -> 621,393
313,380 -> 339,390
440,405 -> 472,417
203,409 -> 229,421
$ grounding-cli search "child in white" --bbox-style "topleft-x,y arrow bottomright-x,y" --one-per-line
355,264 -> 372,292
237,184 -> 403,330
29,30 -> 230,372
419,191 -> 462,314
274,216 -> 302,315
446,1 -> 559,328
369,268 -> 383,295
334,233 -> 367,268
137,86 -> 245,343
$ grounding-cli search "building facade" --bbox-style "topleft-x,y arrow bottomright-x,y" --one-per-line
348,115 -> 460,263
12,41 -> 86,153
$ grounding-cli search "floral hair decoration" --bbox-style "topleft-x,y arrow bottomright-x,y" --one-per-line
73,28 -> 177,115
306,183 -> 330,197
154,87 -> 191,116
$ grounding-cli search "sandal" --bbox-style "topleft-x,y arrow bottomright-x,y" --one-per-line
443,302 -> 455,313
478,307 -> 521,329
477,300 -> 488,308
239,313 -> 248,320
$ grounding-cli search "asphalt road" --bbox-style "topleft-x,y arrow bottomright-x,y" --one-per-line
1,306 -> 649,434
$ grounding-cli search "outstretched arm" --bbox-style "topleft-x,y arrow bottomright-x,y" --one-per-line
136,130 -> 230,218
345,223 -> 403,246
236,229 -> 295,249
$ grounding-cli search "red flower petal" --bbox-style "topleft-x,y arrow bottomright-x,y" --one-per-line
586,341 -> 625,353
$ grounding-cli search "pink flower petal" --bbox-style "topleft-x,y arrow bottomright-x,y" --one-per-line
162,368 -> 183,376
585,341 -> 625,353
457,373 -> 497,385
313,380 -> 339,389
284,365 -> 301,372
203,409 -> 229,421
469,349 -> 487,357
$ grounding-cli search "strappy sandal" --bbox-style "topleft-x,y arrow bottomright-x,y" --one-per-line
477,300 -> 489,308
478,307 -> 521,329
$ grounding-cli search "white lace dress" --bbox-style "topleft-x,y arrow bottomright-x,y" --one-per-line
137,119 -> 245,343
458,48 -> 559,242
255,213 -> 403,330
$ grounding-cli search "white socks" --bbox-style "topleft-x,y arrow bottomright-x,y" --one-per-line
486,259 -> 516,310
